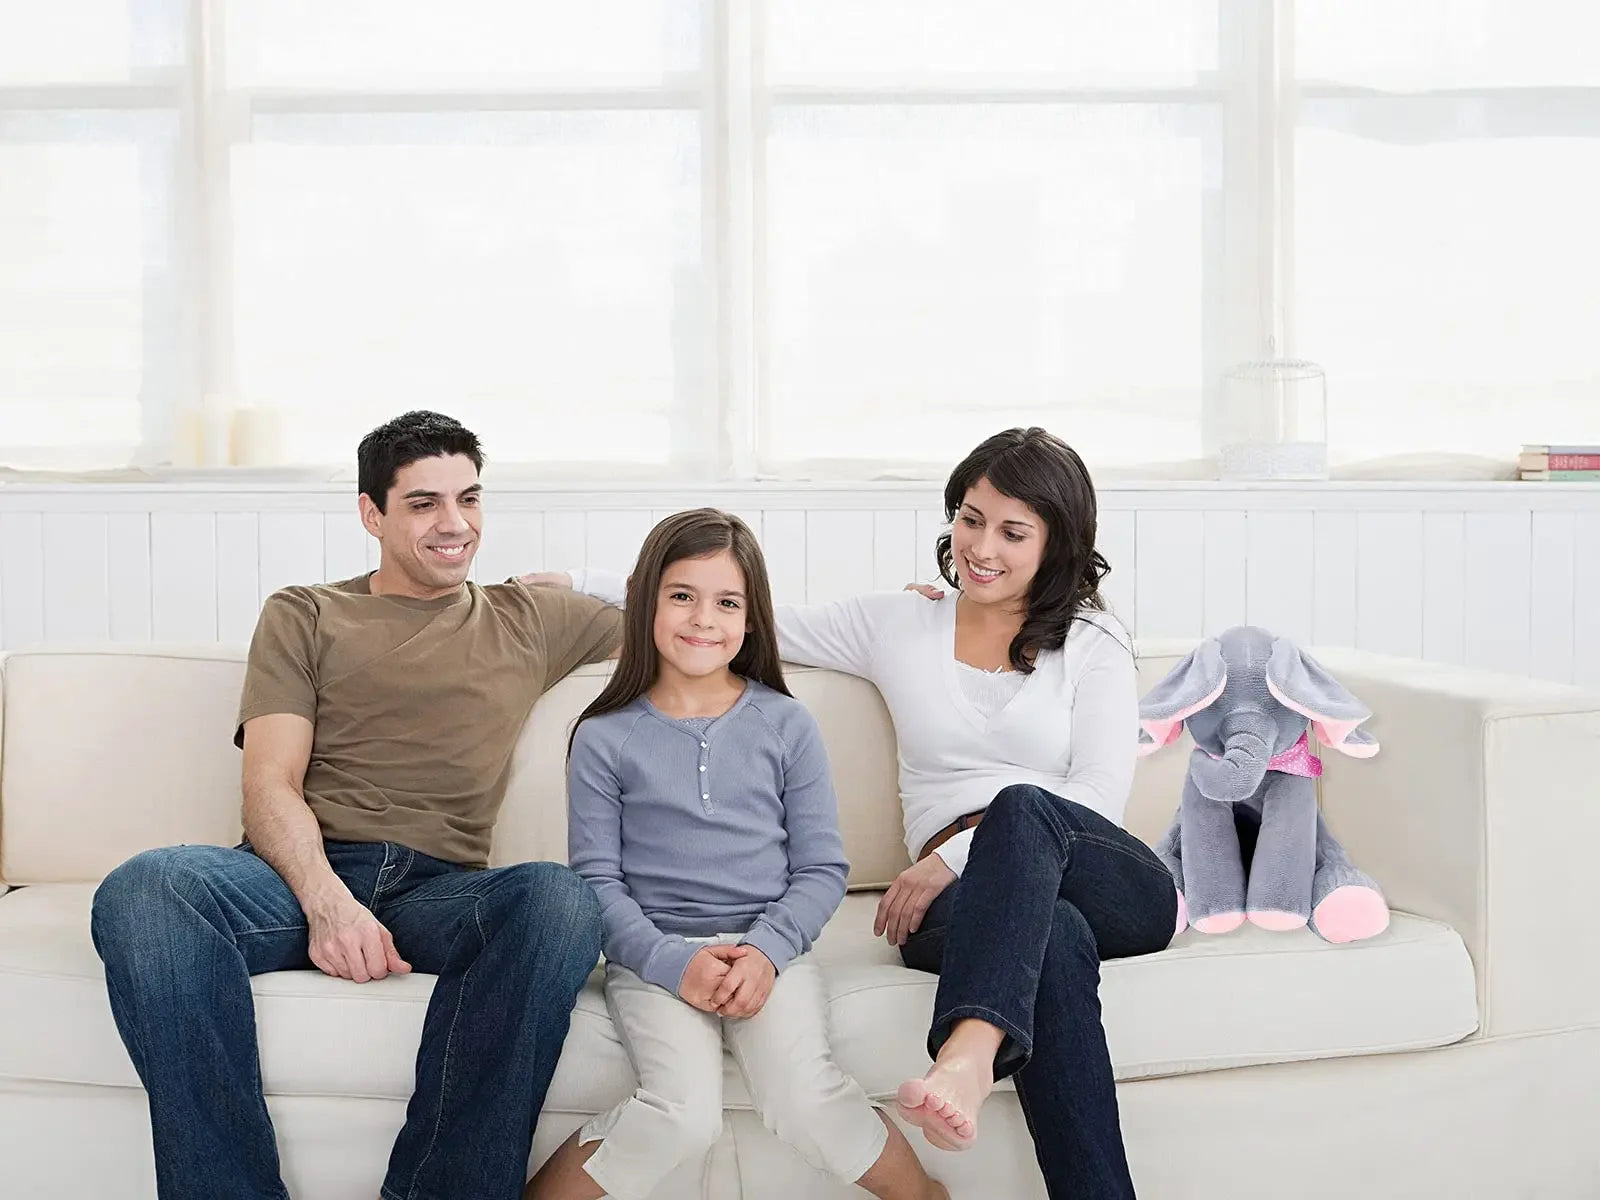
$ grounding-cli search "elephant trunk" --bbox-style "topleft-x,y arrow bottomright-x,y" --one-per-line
1190,710 -> 1276,803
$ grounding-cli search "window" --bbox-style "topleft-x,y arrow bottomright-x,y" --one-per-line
1,2 -> 1596,476
225,1 -> 707,474
759,1 -> 1226,473
0,0 -> 190,469
1294,0 -> 1600,461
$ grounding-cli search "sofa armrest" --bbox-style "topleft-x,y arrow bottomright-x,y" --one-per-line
1309,648 -> 1600,1040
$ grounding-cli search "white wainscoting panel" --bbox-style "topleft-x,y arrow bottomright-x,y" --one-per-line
1421,512 -> 1468,666
0,481 -> 1597,689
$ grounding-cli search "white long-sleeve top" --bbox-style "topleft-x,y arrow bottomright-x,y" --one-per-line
569,570 -> 1139,877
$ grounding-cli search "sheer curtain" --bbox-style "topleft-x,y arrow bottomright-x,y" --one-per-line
1294,0 -> 1600,464
0,0 -> 191,469
758,1 -> 1233,475
225,0 -> 708,475
2,1 -> 1597,476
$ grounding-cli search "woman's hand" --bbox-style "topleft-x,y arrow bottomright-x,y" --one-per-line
875,854 -> 957,946
903,582 -> 946,600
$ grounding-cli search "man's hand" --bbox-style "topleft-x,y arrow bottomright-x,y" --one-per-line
678,945 -> 748,1012
711,946 -> 776,1019
518,571 -> 573,589
305,889 -> 410,983
875,854 -> 957,947
903,582 -> 945,600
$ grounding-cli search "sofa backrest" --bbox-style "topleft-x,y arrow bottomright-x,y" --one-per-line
0,644 -> 1196,887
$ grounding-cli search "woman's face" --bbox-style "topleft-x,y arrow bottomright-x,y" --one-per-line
949,475 -> 1047,611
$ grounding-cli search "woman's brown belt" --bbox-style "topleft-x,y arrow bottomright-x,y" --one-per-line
917,810 -> 985,861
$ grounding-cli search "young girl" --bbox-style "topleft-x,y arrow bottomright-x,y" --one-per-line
526,509 -> 945,1200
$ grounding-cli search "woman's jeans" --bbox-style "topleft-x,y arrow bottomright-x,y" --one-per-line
901,784 -> 1178,1200
90,839 -> 603,1200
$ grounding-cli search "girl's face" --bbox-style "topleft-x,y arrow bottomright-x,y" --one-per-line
949,475 -> 1048,611
652,549 -> 749,682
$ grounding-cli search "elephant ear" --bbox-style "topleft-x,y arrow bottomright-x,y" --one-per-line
1265,639 -> 1379,758
1137,639 -> 1227,757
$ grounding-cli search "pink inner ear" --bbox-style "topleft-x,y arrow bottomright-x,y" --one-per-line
1138,720 -> 1186,757
1266,676 -> 1377,756
1309,715 -> 1361,747
1138,676 -> 1227,756
1316,722 -> 1380,758
1267,676 -> 1344,739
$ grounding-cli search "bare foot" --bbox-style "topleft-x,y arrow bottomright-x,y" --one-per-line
896,1055 -> 994,1152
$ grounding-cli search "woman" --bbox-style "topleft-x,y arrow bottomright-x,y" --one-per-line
556,427 -> 1177,1198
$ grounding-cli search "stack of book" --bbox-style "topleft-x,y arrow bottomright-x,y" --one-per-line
1519,444 -> 1600,481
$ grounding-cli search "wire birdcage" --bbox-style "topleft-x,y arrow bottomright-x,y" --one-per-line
1217,359 -> 1329,480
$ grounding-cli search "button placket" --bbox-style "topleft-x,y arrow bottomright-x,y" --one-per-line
699,739 -> 714,813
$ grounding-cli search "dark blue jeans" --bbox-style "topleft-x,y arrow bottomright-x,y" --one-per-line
90,839 -> 603,1200
901,784 -> 1177,1200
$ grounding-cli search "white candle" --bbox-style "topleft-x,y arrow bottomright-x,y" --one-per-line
230,407 -> 286,467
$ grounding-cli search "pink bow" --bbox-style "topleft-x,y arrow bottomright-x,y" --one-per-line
1205,731 -> 1323,778
1266,732 -> 1323,778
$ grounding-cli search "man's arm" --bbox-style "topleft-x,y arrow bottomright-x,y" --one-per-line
241,713 -> 409,983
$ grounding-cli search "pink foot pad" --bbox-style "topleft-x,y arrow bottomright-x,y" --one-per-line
1192,911 -> 1245,934
1313,886 -> 1390,943
1247,909 -> 1309,932
1173,891 -> 1189,940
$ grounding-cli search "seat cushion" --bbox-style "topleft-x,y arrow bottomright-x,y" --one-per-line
0,886 -> 1478,1109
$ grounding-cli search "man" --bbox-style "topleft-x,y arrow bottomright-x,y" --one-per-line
91,411 -> 623,1200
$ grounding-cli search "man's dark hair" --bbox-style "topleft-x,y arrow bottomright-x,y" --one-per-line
357,411 -> 484,513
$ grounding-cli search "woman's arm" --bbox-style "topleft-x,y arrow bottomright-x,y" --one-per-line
768,597 -> 883,675
567,726 -> 698,993
1059,631 -> 1140,818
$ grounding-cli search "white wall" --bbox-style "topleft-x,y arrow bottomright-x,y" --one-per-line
1,481 -> 1597,688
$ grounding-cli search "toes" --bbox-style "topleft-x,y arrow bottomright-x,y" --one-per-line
923,1091 -> 975,1147
895,1079 -> 934,1132
897,1078 -> 930,1110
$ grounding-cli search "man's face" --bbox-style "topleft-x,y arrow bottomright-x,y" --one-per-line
360,454 -> 482,598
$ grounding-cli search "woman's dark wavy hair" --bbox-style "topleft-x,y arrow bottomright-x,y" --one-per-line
568,508 -> 789,754
936,427 -> 1111,673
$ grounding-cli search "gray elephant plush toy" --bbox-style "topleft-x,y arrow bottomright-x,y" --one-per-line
1138,626 -> 1390,944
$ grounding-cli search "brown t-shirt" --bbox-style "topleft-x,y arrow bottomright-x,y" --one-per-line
235,573 -> 623,866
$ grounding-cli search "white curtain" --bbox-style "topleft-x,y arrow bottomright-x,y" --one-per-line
1,0 -> 1597,476
1294,0 -> 1600,463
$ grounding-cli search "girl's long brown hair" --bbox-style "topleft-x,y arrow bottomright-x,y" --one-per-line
568,508 -> 790,754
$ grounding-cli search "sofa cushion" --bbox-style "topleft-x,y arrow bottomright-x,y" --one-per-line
0,886 -> 1477,1108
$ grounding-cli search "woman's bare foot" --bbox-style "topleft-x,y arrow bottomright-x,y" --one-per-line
895,1019 -> 1001,1152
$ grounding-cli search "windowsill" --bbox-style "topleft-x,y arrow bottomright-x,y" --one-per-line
0,450 -> 1554,489
0,474 -> 1593,494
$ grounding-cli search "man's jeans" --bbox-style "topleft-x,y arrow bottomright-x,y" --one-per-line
901,785 -> 1178,1200
90,839 -> 603,1200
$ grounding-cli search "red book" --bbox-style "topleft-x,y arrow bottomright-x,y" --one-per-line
1518,451 -> 1600,472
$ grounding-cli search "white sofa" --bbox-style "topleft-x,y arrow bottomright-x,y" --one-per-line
1,642 -> 1598,1199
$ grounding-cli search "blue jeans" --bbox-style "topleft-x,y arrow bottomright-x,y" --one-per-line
90,839 -> 603,1200
900,785 -> 1178,1200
